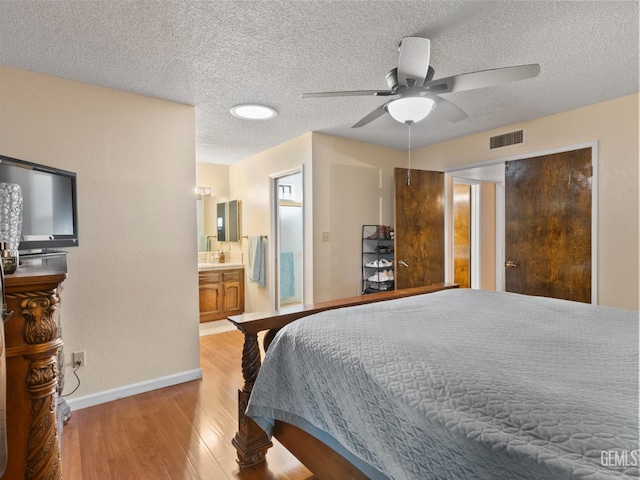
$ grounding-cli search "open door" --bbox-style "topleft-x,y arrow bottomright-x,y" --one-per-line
273,169 -> 304,309
394,168 -> 445,289
453,182 -> 472,288
504,147 -> 592,303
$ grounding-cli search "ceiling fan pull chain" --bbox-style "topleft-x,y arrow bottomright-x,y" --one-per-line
407,121 -> 412,186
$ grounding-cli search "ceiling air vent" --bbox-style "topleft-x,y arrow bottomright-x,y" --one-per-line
489,129 -> 525,150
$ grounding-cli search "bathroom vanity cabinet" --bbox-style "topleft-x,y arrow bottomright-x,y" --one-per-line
199,267 -> 244,322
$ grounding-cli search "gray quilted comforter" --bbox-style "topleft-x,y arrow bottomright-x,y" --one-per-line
246,289 -> 639,479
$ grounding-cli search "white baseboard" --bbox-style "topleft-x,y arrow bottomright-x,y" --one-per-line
66,368 -> 203,411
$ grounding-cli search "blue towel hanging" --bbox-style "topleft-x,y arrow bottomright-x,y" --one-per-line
248,236 -> 266,287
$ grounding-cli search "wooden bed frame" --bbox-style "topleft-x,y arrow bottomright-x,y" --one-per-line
227,283 -> 459,478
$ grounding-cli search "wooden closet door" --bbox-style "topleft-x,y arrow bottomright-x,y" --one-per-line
505,147 -> 592,303
394,168 -> 445,289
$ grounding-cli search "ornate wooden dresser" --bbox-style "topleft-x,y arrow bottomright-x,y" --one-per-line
2,253 -> 67,480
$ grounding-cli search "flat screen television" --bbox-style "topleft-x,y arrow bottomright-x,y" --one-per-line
0,154 -> 79,253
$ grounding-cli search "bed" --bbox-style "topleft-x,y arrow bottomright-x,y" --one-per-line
228,286 -> 639,479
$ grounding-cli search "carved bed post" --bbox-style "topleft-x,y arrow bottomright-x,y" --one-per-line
231,330 -> 272,467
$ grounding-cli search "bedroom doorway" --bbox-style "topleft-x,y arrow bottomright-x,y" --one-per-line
273,168 -> 304,309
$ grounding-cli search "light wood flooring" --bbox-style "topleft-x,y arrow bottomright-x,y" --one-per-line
62,330 -> 314,479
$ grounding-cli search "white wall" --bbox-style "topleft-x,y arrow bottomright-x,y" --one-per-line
0,66 -> 200,403
411,94 -> 639,310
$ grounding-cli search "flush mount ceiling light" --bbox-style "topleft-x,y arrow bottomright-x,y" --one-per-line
230,103 -> 277,120
386,96 -> 436,125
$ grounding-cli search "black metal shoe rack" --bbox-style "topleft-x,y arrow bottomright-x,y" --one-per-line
361,225 -> 394,294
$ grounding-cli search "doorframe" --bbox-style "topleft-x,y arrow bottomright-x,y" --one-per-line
495,182 -> 505,291
269,165 -> 305,311
443,141 -> 598,304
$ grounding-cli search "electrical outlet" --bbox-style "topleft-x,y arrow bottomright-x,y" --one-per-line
321,232 -> 330,242
73,351 -> 86,367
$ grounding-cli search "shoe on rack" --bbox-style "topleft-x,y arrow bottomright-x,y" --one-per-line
385,269 -> 394,281
366,226 -> 384,240
367,272 -> 389,283
366,258 -> 392,268
368,271 -> 391,282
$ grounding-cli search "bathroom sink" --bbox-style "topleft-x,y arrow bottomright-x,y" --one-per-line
198,262 -> 216,269
198,262 -> 244,270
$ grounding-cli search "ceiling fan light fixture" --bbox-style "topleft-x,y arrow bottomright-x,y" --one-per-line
230,103 -> 277,120
386,97 -> 436,124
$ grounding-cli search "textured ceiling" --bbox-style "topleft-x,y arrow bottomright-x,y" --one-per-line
0,1 -> 638,165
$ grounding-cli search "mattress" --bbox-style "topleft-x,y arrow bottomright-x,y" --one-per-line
246,289 -> 639,479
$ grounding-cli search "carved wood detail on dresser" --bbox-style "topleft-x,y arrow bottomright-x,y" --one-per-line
2,253 -> 67,480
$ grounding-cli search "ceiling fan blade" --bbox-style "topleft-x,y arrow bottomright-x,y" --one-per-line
431,96 -> 468,122
302,90 -> 393,98
351,104 -> 388,128
423,63 -> 540,94
397,37 -> 431,88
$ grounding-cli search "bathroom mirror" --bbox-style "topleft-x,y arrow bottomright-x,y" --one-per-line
228,199 -> 240,242
216,202 -> 226,242
196,194 -> 228,252
197,197 -> 241,251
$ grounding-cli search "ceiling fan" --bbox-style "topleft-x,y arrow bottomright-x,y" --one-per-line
302,37 -> 540,127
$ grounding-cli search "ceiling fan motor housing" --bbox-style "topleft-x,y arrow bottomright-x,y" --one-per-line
386,68 -> 398,91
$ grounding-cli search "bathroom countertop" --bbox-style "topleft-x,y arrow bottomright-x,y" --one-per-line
198,262 -> 245,272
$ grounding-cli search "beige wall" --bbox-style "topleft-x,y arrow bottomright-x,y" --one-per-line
196,162 -> 229,197
311,133 -> 405,302
479,182 -> 496,290
0,66 -> 200,401
227,132 -> 406,308
229,133 -> 313,313
412,94 -> 639,310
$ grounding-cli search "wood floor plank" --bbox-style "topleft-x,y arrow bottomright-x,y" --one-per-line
60,413 -> 83,479
137,390 -> 202,480
62,330 -> 313,479
74,408 -> 115,479
148,387 -> 229,479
